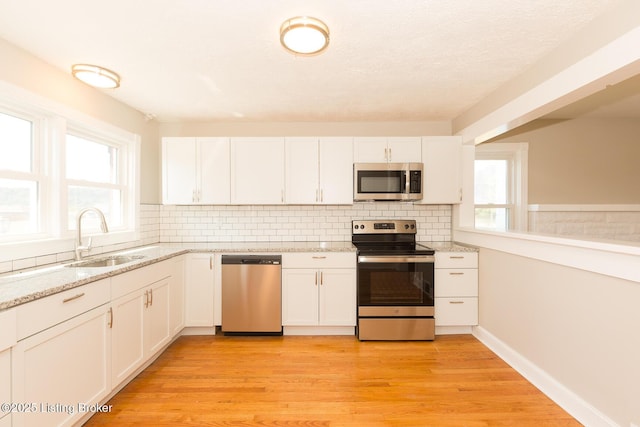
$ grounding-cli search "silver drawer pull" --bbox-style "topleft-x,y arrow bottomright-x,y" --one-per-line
449,256 -> 465,259
62,293 -> 85,303
449,272 -> 464,276
312,256 -> 327,259
449,301 -> 465,304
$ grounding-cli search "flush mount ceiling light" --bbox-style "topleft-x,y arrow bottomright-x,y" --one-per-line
71,64 -> 120,89
280,16 -> 329,56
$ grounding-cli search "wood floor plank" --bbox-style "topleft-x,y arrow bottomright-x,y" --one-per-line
84,335 -> 581,426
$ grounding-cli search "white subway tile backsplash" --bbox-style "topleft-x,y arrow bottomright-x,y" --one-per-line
158,202 -> 452,243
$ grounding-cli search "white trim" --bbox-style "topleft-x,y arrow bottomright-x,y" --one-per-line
283,326 -> 355,336
473,326 -> 620,427
457,25 -> 640,144
454,228 -> 640,283
529,204 -> 640,212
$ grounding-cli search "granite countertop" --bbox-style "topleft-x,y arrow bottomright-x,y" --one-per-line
0,241 -> 356,311
0,240 -> 476,311
421,241 -> 479,253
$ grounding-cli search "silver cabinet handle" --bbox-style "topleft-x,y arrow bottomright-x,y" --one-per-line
108,307 -> 113,329
312,256 -> 326,259
320,271 -> 323,285
144,290 -> 148,308
210,256 -> 213,270
359,255 -> 435,263
149,288 -> 153,306
449,301 -> 465,304
449,272 -> 465,276
449,256 -> 465,259
315,271 -> 318,286
62,293 -> 85,303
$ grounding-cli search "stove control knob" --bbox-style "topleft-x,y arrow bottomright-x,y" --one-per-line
360,224 -> 365,230
411,224 -> 415,229
404,224 -> 409,229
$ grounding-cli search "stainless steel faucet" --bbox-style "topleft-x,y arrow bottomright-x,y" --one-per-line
75,207 -> 109,260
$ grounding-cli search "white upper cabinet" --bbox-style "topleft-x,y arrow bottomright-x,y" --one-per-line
230,137 -> 285,204
162,137 -> 230,204
285,137 -> 353,204
420,136 -> 463,204
353,137 -> 422,163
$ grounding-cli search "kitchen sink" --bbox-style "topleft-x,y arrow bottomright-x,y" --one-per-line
65,255 -> 146,268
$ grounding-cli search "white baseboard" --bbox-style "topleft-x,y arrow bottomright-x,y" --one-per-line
283,326 -> 355,336
436,325 -> 473,335
181,326 -> 217,336
472,326 -> 619,427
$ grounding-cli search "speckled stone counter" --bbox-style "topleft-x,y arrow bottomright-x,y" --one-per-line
0,241 -> 356,311
0,240 -> 476,311
421,241 -> 479,252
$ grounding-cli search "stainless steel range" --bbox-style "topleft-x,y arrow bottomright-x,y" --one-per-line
352,220 -> 435,341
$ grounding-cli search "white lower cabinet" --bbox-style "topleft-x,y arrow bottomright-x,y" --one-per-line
169,255 -> 186,337
11,305 -> 111,427
0,308 -> 16,427
110,261 -> 172,388
434,252 -> 479,330
282,253 -> 356,333
185,253 -> 215,327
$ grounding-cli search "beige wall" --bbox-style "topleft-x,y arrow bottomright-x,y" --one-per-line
479,248 -> 640,426
487,117 -> 640,204
0,38 -> 161,204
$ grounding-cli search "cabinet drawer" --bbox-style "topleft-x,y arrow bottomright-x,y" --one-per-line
0,309 -> 16,351
111,259 -> 172,299
435,269 -> 478,297
435,251 -> 477,268
16,279 -> 110,340
283,252 -> 356,269
435,297 -> 478,326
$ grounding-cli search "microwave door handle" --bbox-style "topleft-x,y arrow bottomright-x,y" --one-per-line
405,170 -> 410,195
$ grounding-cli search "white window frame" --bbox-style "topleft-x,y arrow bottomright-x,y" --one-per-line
474,142 -> 528,232
0,83 -> 140,263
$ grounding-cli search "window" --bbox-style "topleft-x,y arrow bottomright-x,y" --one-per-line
0,110 -> 44,240
0,95 -> 139,257
474,143 -> 528,231
65,132 -> 127,232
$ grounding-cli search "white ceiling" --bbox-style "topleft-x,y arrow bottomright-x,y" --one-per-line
0,0 -> 624,123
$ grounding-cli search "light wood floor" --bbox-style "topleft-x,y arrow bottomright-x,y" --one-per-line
85,334 -> 581,426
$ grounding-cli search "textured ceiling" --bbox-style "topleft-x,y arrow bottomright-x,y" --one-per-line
0,0 -> 623,123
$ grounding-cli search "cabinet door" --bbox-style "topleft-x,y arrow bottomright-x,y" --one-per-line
282,269 -> 319,326
162,137 -> 197,204
0,350 -> 9,425
199,137 -> 230,204
169,256 -> 185,337
230,137 -> 285,204
145,279 -> 171,356
319,269 -> 356,326
386,137 -> 422,163
185,254 -> 215,327
319,137 -> 353,204
420,136 -> 463,204
285,137 -> 319,204
353,137 -> 388,162
12,306 -> 111,427
111,290 -> 145,387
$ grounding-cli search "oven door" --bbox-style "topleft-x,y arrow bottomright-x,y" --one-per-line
357,255 -> 434,315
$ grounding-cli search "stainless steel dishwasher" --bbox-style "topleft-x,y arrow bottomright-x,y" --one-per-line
221,255 -> 282,335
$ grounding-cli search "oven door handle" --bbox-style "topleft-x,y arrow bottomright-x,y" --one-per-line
358,255 -> 435,263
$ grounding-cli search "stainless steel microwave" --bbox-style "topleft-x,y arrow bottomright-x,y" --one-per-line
353,163 -> 423,201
